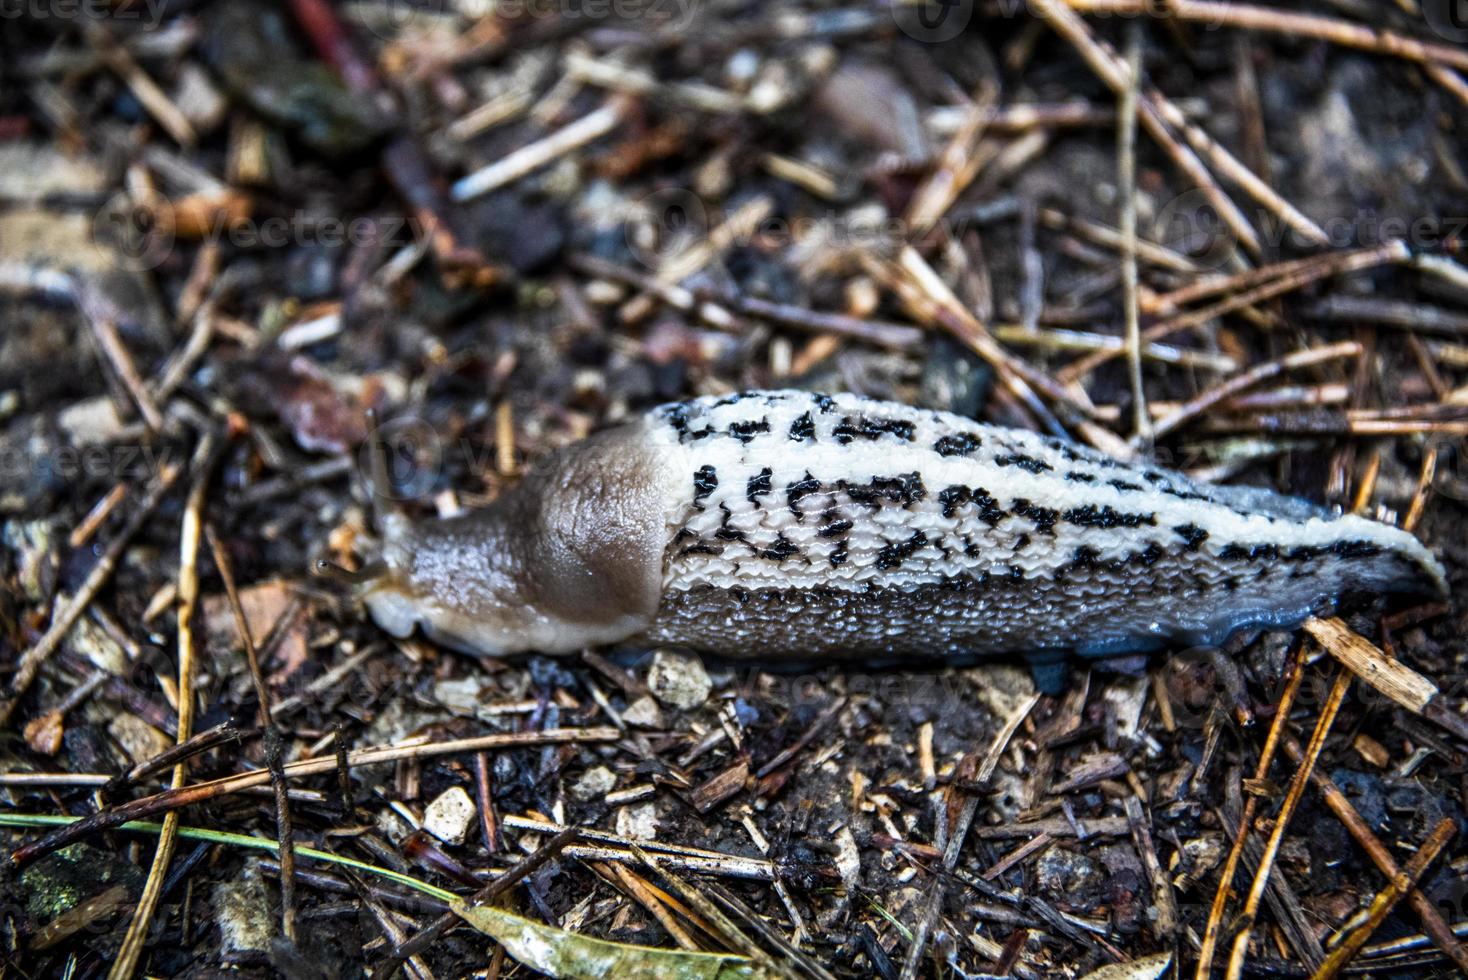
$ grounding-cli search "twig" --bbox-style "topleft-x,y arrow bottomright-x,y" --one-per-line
755,696 -> 845,778
81,20 -> 195,146
634,847 -> 795,979
371,827 -> 577,979
1224,668 -> 1352,980
1282,736 -> 1468,974
981,832 -> 1054,881
1123,797 -> 1177,935
1304,617 -> 1468,742
603,862 -> 700,950
722,294 -> 925,350
84,313 -> 164,432
904,81 -> 999,236
1146,341 -> 1362,441
975,693 -> 1041,787
68,483 -> 130,549
287,0 -> 500,285
452,96 -> 631,202
1064,0 -> 1468,73
1118,23 -> 1149,442
1028,0 -> 1261,257
1064,242 -> 1409,383
1310,819 -> 1457,979
0,460 -> 182,726
991,324 -> 1236,371
9,729 -> 619,868
206,524 -> 297,943
1196,640 -> 1308,978
1404,445 -> 1437,533
109,467 -> 208,980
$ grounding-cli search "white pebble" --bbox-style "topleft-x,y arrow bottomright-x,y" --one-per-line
423,786 -> 477,845
648,650 -> 711,711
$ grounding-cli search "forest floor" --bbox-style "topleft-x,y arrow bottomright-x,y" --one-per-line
3,0 -> 1468,976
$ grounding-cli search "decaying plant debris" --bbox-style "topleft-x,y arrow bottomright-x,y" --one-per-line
2,0 -> 1468,976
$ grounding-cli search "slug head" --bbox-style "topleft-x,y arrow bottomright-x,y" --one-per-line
331,423 -> 679,656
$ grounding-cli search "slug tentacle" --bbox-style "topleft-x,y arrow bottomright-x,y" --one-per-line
353,390 -> 1448,671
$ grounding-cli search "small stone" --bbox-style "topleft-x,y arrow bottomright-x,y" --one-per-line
648,650 -> 711,711
834,826 -> 861,893
1036,847 -> 1106,913
423,786 -> 477,845
621,694 -> 664,728
108,714 -> 171,767
615,801 -> 658,840
571,765 -> 617,802
213,863 -> 275,958
433,676 -> 492,718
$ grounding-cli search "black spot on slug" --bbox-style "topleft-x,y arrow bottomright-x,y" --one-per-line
786,472 -> 822,518
875,531 -> 928,570
972,487 -> 1005,526
994,453 -> 1053,474
934,433 -> 982,457
1071,545 -> 1101,568
1064,504 -> 1157,529
842,472 -> 926,509
728,418 -> 771,443
829,539 -> 849,566
788,412 -> 815,442
1173,523 -> 1209,550
1133,542 -> 1164,566
938,485 -> 970,519
1065,471 -> 1097,484
833,415 -> 916,444
1010,498 -> 1059,535
817,517 -> 853,538
761,533 -> 800,562
693,465 -> 718,504
1108,478 -> 1144,493
1220,543 -> 1280,561
746,467 -> 772,503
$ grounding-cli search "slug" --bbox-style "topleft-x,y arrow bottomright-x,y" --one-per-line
340,390 -> 1447,689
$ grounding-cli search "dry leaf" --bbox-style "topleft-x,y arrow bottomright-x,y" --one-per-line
451,901 -> 773,980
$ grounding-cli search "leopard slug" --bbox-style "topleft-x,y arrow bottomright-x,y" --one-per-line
346,390 -> 1447,685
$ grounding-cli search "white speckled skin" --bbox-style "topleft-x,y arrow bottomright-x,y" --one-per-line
360,390 -> 1447,664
